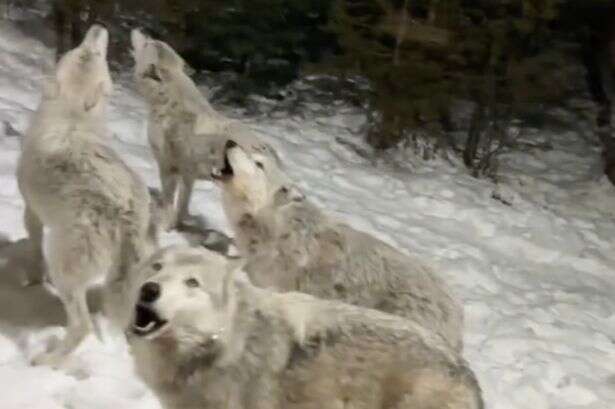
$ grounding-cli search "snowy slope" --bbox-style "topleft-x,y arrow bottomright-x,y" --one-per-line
1,21 -> 615,409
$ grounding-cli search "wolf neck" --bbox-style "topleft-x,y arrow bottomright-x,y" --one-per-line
28,99 -> 106,144
168,70 -> 221,121
196,284 -> 308,366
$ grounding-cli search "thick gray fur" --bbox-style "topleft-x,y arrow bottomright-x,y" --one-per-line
17,25 -> 155,366
128,246 -> 483,409
218,145 -> 464,352
131,29 -> 272,230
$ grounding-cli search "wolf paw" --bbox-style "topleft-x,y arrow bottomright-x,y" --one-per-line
31,348 -> 67,369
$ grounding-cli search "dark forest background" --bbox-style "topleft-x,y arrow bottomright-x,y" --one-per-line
4,0 -> 615,181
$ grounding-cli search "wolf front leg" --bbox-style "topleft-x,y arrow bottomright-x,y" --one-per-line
176,175 -> 195,228
159,167 -> 180,231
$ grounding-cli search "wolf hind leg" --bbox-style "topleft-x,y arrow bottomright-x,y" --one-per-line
32,288 -> 92,368
103,226 -> 151,328
32,226 -> 112,367
23,205 -> 45,285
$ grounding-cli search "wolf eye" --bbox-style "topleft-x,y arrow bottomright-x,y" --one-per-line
255,161 -> 264,169
185,278 -> 200,288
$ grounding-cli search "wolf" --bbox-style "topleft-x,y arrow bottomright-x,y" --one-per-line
17,25 -> 154,366
130,29 -> 271,231
211,140 -> 465,352
127,245 -> 483,409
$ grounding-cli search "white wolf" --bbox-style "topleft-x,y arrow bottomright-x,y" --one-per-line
211,141 -> 465,351
17,25 -> 154,366
127,245 -> 483,409
130,29 -> 270,231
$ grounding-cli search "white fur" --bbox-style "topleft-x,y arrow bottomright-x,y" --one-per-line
130,29 -> 273,230
17,25 -> 154,367
127,246 -> 483,409
216,143 -> 465,351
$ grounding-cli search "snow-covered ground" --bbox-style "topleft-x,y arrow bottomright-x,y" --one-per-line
1,21 -> 615,409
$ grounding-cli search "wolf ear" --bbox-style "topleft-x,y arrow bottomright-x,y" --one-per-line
286,185 -> 305,202
222,257 -> 246,305
143,64 -> 162,82
274,184 -> 305,207
155,42 -> 185,71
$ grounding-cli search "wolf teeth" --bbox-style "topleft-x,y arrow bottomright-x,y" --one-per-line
134,320 -> 156,332
144,323 -> 168,340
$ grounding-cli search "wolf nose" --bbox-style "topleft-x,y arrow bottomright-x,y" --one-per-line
225,139 -> 238,150
140,282 -> 161,303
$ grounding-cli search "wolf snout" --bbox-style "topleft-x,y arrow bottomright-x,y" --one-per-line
211,141 -> 236,181
140,281 -> 161,303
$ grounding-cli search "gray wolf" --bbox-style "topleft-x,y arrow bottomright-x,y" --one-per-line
17,25 -> 154,366
131,29 -> 272,230
212,140 -> 465,351
127,245 -> 483,409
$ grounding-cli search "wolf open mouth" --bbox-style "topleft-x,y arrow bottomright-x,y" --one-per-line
132,304 -> 168,337
211,143 -> 235,181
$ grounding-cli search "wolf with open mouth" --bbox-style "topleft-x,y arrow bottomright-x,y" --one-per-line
18,24 -> 156,367
133,297 -> 169,338
131,28 -> 278,231
211,139 -> 466,353
127,245 -> 483,409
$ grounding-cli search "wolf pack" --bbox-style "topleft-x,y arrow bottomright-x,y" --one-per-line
15,25 -> 485,408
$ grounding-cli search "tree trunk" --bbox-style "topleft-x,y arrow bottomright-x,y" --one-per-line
598,90 -> 615,184
393,0 -> 409,66
464,40 -> 496,174
583,39 -> 615,185
53,1 -> 67,60
583,23 -> 615,185
428,0 -> 438,24
463,102 -> 485,170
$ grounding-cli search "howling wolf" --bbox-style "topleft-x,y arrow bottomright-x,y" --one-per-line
212,140 -> 465,352
131,29 -> 272,230
128,245 -> 483,409
17,25 -> 154,366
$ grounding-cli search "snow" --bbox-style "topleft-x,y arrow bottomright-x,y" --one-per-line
1,20 -> 615,409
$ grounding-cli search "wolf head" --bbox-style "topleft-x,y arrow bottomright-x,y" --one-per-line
212,140 -> 301,221
44,24 -> 112,115
131,28 -> 216,124
131,29 -> 186,96
129,246 -> 245,359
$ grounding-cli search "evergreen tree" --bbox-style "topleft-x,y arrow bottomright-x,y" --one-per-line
172,0 -> 336,92
51,0 -> 335,93
325,0 -> 576,176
